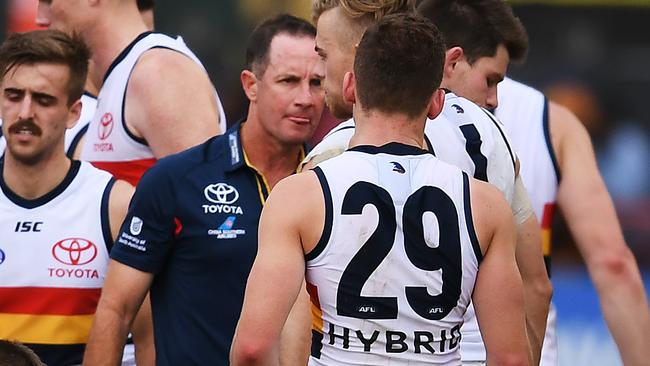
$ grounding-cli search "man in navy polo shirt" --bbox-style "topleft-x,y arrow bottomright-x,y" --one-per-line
84,14 -> 325,365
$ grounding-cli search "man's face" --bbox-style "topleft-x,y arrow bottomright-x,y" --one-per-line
315,8 -> 356,119
443,44 -> 510,109
1,63 -> 78,165
36,0 -> 87,34
252,34 -> 325,145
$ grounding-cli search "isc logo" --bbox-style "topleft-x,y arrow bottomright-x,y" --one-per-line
14,221 -> 43,232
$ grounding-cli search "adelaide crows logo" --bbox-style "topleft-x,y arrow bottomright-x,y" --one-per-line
391,161 -> 406,174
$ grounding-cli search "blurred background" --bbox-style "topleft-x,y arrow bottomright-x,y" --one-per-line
2,0 -> 649,364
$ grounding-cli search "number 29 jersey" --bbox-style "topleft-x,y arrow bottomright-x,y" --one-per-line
306,143 -> 483,365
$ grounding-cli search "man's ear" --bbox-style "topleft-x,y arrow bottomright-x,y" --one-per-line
427,88 -> 446,120
443,46 -> 464,79
241,70 -> 258,102
342,71 -> 356,105
66,99 -> 82,129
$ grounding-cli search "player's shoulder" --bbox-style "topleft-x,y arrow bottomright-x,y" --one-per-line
498,77 -> 544,103
442,92 -> 499,129
266,170 -> 322,211
142,134 -> 226,186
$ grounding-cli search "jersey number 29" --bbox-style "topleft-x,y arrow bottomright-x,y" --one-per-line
337,181 -> 462,321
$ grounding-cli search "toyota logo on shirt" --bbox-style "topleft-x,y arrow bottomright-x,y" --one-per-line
204,183 -> 240,204
52,238 -> 98,266
98,112 -> 114,140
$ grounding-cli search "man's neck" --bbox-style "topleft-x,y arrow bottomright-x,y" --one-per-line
3,153 -> 72,200
240,116 -> 304,190
86,12 -> 149,89
350,109 -> 427,149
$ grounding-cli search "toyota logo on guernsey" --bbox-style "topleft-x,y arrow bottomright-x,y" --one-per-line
0,248 -> 5,265
52,238 -> 98,266
203,183 -> 244,215
98,113 -> 114,140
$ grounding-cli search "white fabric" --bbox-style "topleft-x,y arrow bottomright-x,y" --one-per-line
308,148 -> 480,365
81,33 -> 226,164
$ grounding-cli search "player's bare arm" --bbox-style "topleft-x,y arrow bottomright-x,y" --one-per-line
125,48 -> 221,158
471,179 -> 531,366
108,180 -> 135,241
551,101 -> 650,366
231,172 -> 324,366
279,282 -> 312,366
492,129 -> 552,363
83,260 -> 153,366
84,182 -> 150,366
510,176 -> 552,364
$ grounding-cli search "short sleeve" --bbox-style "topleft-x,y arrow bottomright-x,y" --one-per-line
110,162 -> 178,274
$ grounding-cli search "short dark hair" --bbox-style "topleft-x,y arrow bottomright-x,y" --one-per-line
0,340 -> 45,366
137,0 -> 154,11
354,13 -> 446,118
245,14 -> 316,76
0,30 -> 90,105
417,0 -> 528,64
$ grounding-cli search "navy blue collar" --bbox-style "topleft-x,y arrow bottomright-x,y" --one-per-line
222,119 -> 309,172
348,142 -> 430,156
0,159 -> 81,209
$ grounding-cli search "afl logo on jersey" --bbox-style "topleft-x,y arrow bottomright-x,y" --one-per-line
204,183 -> 240,204
98,112 -> 114,140
390,161 -> 406,174
52,238 -> 98,266
0,248 -> 5,265
451,104 -> 465,114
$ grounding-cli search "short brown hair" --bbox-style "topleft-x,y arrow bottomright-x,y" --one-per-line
354,13 -> 446,118
0,340 -> 45,366
417,0 -> 528,64
0,30 -> 89,105
312,0 -> 416,23
245,14 -> 316,76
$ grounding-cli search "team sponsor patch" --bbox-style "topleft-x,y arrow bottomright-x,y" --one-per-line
202,183 -> 244,215
208,216 -> 246,239
130,216 -> 143,235
51,238 -> 98,266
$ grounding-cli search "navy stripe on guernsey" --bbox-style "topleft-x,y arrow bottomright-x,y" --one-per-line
462,172 -> 483,264
459,124 -> 488,182
0,160 -> 80,209
305,167 -> 333,261
481,109 -> 517,171
542,97 -> 561,183
101,178 -> 116,252
66,123 -> 89,158
25,343 -> 85,366
348,142 -> 431,156
424,133 -> 436,156
120,45 -> 196,147
103,31 -> 154,84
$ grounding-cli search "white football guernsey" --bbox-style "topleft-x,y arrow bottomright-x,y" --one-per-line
306,143 -> 482,365
81,32 -> 227,186
301,92 -> 518,364
496,77 -> 559,366
0,161 -> 114,353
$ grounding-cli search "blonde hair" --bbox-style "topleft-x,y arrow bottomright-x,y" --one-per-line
312,0 -> 416,22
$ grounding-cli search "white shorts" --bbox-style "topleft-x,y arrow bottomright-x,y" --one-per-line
540,303 -> 559,366
121,343 -> 136,366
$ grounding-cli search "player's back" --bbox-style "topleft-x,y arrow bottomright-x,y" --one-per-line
306,143 -> 482,365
